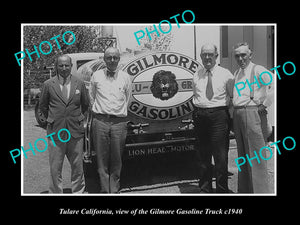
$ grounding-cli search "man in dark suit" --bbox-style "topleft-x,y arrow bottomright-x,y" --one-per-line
39,54 -> 90,193
192,44 -> 234,193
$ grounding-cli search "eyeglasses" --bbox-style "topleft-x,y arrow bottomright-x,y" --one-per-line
105,56 -> 120,61
200,53 -> 215,58
58,64 -> 71,68
234,53 -> 249,59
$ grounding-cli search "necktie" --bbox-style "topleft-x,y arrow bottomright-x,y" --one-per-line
238,69 -> 245,80
106,69 -> 115,77
62,79 -> 68,101
206,70 -> 214,100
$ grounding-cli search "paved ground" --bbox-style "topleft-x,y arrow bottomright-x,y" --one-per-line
23,108 -> 274,194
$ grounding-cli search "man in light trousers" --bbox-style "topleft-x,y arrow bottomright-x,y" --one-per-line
89,47 -> 131,193
232,42 -> 274,193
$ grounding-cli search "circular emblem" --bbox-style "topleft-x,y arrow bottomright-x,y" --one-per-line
150,70 -> 179,101
123,52 -> 200,120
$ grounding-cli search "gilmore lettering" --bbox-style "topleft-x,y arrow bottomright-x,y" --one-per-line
126,52 -> 200,76
129,98 -> 195,120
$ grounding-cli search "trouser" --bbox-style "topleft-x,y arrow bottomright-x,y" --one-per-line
91,114 -> 128,193
193,106 -> 230,193
233,106 -> 270,193
48,137 -> 85,194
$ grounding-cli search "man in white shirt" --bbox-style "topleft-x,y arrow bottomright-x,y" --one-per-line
89,47 -> 131,193
232,42 -> 274,193
192,43 -> 234,193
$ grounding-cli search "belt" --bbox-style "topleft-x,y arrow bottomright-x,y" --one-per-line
195,106 -> 228,112
93,113 -> 121,119
234,105 -> 258,109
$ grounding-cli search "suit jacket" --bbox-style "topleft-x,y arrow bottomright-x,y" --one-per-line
39,75 -> 90,140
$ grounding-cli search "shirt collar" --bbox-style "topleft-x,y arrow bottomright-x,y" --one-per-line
240,61 -> 253,73
206,64 -> 218,75
57,74 -> 71,85
105,68 -> 118,79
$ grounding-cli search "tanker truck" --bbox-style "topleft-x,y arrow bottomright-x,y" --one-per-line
71,49 -> 202,191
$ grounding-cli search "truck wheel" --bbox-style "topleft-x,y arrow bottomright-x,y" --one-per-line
35,100 -> 47,128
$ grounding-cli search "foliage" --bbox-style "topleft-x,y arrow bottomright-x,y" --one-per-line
138,25 -> 173,51
23,25 -> 101,89
23,25 -> 99,71
23,25 -> 173,89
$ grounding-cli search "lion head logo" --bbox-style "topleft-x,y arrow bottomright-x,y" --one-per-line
150,70 -> 179,101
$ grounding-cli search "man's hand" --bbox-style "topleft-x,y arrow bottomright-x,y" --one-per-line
258,104 -> 268,115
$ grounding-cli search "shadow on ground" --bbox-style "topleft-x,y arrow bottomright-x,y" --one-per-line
83,151 -> 200,193
41,188 -> 72,194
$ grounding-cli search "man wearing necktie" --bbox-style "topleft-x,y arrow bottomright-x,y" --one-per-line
89,47 -> 132,193
39,54 -> 90,193
232,42 -> 274,193
192,44 -> 234,193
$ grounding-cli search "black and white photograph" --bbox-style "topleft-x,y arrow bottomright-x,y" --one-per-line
21,24 -> 276,195
4,4 -> 298,220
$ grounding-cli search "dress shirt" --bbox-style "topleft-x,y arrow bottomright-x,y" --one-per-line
89,69 -> 132,117
193,64 -> 234,108
233,61 -> 274,107
58,74 -> 71,99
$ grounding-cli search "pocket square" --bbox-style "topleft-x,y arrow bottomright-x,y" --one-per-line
75,89 -> 80,94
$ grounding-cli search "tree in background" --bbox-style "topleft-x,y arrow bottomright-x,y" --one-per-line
23,25 -> 173,89
23,25 -> 99,71
137,25 -> 173,52
23,25 -> 99,89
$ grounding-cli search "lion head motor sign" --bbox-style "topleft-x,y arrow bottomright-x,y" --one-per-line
122,52 -> 201,159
